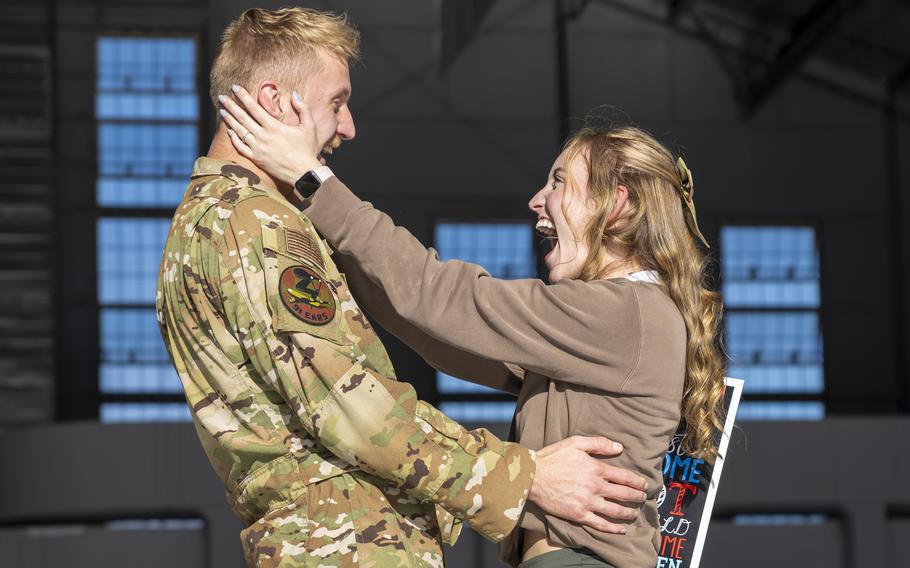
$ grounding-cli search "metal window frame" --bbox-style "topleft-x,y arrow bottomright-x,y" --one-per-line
56,30 -> 205,421
96,33 -> 203,415
431,218 -> 540,411
718,220 -> 827,416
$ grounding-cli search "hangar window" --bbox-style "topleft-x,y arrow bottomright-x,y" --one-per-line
433,222 -> 537,423
95,36 -> 198,422
720,226 -> 824,420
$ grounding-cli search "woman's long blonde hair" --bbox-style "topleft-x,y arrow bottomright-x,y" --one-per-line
563,125 -> 727,462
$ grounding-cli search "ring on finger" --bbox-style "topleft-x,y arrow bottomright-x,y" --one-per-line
242,130 -> 254,144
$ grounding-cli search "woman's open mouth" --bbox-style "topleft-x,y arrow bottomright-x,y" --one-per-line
536,218 -> 558,264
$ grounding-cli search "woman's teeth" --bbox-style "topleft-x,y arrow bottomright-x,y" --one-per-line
535,218 -> 557,238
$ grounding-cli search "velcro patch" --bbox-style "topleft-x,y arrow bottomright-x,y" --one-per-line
279,265 -> 336,325
285,228 -> 325,271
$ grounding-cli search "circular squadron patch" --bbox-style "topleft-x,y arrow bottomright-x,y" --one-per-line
279,265 -> 336,325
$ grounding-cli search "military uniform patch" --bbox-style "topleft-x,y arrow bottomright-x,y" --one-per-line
279,265 -> 336,325
285,228 -> 325,271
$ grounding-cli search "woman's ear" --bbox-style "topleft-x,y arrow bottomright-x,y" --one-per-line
255,80 -> 284,120
607,185 -> 630,225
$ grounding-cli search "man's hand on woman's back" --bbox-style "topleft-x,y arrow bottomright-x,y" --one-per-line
529,436 -> 649,534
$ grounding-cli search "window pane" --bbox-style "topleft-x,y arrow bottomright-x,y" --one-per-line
107,519 -> 205,531
725,311 -> 823,393
434,222 -> 535,279
438,402 -> 516,423
726,363 -> 823,394
97,93 -> 198,121
97,37 -> 196,100
732,514 -> 828,525
100,306 -> 171,364
721,226 -> 820,309
736,401 -> 825,421
96,36 -> 198,207
721,225 -> 824,412
98,123 -> 197,179
437,372 -> 499,394
95,36 -> 199,421
100,307 -> 179,394
100,403 -> 191,423
97,177 -> 189,208
434,222 -> 533,402
100,363 -> 182,394
97,218 -> 171,305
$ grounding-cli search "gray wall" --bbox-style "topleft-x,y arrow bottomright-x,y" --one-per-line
1,420 -> 908,567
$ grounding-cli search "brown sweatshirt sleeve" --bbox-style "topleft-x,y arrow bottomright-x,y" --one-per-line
304,178 -> 643,393
334,252 -> 522,395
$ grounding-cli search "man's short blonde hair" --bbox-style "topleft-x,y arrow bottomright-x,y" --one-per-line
210,7 -> 360,109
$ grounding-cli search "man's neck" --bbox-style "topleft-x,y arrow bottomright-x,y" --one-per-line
207,124 -> 288,195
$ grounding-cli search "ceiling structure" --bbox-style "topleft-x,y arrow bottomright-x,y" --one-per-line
442,0 -> 910,120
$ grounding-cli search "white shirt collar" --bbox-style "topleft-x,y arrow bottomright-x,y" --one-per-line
623,269 -> 663,285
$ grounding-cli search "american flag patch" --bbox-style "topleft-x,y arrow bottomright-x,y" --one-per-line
285,228 -> 325,271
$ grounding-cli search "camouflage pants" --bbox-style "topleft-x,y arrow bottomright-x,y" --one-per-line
240,472 -> 446,567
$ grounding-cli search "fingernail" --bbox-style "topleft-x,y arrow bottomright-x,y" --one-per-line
613,441 -> 623,451
231,84 -> 240,93
292,90 -> 301,102
620,528 -> 627,535
218,94 -> 226,104
227,128 -> 234,136
219,108 -> 227,118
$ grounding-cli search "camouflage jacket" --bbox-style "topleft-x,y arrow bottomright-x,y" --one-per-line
156,158 -> 536,555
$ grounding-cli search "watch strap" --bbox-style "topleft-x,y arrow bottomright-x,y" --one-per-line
312,165 -> 334,184
293,166 -> 335,201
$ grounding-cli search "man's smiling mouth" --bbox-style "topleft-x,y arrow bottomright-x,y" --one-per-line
320,136 -> 342,162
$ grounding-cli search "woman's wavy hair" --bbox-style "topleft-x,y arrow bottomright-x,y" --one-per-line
562,124 -> 727,462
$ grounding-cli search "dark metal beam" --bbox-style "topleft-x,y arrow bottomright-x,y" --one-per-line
554,0 -> 594,141
885,61 -> 910,412
890,59 -> 910,92
668,0 -> 695,24
689,9 -> 748,98
439,0 -> 498,73
594,0 -> 910,122
742,0 -> 860,116
556,0 -> 571,141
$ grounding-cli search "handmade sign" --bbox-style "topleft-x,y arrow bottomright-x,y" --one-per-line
656,377 -> 743,568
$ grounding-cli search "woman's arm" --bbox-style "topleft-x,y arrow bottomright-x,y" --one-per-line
305,179 -> 642,392
335,251 -> 523,395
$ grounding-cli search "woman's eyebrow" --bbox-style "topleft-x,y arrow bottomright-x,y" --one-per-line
553,167 -> 565,178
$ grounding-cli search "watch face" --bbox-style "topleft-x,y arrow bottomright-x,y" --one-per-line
294,172 -> 321,198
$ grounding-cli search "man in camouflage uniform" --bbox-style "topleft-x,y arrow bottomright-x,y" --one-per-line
157,7 -> 645,567
159,156 -> 537,566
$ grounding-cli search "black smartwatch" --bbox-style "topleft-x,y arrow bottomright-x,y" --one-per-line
293,166 -> 335,199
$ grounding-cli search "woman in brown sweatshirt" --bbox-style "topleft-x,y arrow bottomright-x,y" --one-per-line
220,90 -> 727,568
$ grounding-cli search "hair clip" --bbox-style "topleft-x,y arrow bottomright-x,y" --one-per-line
675,157 -> 710,249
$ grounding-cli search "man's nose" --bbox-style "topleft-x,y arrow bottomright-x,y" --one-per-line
337,106 -> 355,140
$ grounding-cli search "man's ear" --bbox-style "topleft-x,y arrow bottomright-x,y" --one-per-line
255,80 -> 283,120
